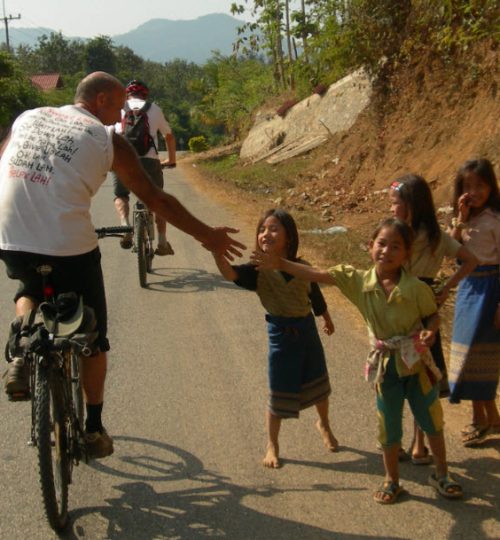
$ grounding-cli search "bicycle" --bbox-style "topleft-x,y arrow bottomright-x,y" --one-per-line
132,199 -> 155,288
5,226 -> 132,532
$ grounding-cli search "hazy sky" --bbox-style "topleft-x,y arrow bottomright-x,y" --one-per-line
4,0 -> 247,38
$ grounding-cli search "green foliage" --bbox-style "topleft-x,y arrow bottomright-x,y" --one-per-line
191,53 -> 274,141
0,51 -> 43,128
84,36 -> 116,73
188,136 -> 209,152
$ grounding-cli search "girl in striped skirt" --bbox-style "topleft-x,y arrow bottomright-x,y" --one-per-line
448,158 -> 500,446
212,209 -> 336,468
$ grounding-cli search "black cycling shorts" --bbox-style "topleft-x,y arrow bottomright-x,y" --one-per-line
0,247 -> 110,352
112,157 -> 164,199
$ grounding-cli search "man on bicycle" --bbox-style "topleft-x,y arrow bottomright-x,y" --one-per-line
113,79 -> 176,255
0,71 -> 244,459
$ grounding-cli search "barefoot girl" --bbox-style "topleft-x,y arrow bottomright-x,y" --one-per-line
212,209 -> 337,468
252,217 -> 463,503
448,158 -> 500,446
389,174 -> 478,463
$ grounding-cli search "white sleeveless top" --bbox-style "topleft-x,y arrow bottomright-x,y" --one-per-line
0,105 -> 114,256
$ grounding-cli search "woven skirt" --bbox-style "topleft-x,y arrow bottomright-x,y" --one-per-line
449,265 -> 500,403
266,312 -> 331,418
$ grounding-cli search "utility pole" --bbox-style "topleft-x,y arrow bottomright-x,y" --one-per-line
2,0 -> 20,53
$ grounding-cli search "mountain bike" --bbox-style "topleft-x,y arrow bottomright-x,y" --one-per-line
132,200 -> 155,288
5,226 -> 131,532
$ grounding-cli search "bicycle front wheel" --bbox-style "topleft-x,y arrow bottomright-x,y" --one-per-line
35,362 -> 69,531
70,353 -> 84,430
135,217 -> 148,288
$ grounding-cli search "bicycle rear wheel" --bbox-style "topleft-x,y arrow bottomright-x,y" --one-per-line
135,218 -> 148,288
35,362 -> 69,531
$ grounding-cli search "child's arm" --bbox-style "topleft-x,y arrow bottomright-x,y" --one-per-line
321,309 -> 335,335
435,245 -> 478,305
419,311 -> 439,348
212,251 -> 238,281
251,250 -> 335,284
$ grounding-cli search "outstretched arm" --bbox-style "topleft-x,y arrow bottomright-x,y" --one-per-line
250,250 -> 335,284
212,251 -> 238,281
111,133 -> 245,259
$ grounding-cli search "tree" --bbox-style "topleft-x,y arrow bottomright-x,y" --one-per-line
0,51 -> 43,129
84,36 -> 116,74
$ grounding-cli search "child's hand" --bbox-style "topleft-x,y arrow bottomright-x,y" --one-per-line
321,311 -> 335,336
250,250 -> 282,270
457,193 -> 471,222
418,329 -> 435,348
494,304 -> 500,330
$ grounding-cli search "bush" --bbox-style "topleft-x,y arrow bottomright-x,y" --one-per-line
188,135 -> 209,153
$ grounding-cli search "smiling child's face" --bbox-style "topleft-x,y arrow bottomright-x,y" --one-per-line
257,216 -> 288,257
462,171 -> 491,211
369,225 -> 409,274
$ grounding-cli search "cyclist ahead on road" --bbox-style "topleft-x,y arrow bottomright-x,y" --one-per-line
0,71 -> 244,459
113,79 -> 176,255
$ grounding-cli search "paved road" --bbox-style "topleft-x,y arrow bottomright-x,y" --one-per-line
0,162 -> 498,539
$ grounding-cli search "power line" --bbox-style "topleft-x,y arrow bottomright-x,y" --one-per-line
2,0 -> 21,52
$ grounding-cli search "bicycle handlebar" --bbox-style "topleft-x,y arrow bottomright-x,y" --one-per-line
95,226 -> 133,239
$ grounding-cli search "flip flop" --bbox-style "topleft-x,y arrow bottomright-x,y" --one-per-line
428,473 -> 463,499
411,446 -> 432,465
373,481 -> 405,504
462,425 -> 490,447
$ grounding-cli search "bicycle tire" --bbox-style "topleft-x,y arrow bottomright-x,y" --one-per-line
35,361 -> 69,531
70,353 -> 84,430
135,217 -> 148,287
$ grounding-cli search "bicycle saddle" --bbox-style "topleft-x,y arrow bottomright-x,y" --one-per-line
39,293 -> 84,337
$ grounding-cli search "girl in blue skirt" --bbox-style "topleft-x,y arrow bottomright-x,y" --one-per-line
449,158 -> 500,446
212,209 -> 336,468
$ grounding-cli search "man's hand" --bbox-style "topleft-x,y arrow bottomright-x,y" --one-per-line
202,227 -> 246,261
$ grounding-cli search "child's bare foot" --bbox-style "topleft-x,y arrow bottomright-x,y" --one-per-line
263,443 -> 281,468
316,419 -> 338,452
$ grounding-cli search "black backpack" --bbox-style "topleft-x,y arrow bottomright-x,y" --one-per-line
121,101 -> 156,156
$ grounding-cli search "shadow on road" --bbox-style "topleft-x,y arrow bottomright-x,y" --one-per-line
62,436 -> 405,540
145,267 -> 237,293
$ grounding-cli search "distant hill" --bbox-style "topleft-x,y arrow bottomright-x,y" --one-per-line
8,14 -> 246,65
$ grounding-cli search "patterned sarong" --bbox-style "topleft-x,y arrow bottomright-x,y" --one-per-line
266,312 -> 331,418
449,265 -> 500,403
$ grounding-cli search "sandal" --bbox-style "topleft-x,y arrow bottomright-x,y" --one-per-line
411,446 -> 433,465
373,481 -> 405,505
462,425 -> 490,447
428,473 -> 463,499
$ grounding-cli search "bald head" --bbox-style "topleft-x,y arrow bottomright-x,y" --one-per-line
74,71 -> 123,103
74,72 -> 126,125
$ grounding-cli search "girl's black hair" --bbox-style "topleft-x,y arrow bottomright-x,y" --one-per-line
256,208 -> 299,261
453,158 -> 500,214
391,174 -> 440,253
372,217 -> 414,252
